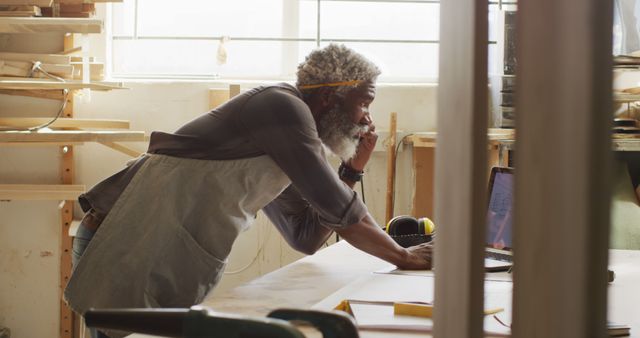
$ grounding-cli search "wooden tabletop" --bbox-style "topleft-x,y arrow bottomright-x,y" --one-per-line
201,241 -> 391,317
129,241 -> 640,337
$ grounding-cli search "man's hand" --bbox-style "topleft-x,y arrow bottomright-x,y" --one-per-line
335,215 -> 435,271
396,242 -> 434,270
348,124 -> 378,171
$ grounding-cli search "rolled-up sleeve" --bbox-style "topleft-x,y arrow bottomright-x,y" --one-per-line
238,87 -> 368,230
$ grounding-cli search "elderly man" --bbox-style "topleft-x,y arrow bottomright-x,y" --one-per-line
65,44 -> 432,337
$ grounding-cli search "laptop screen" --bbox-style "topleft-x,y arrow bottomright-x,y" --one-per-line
486,167 -> 514,250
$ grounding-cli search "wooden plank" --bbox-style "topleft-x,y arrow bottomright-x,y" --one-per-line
0,10 -> 40,17
410,142 -> 506,220
0,51 -> 70,64
69,56 -> 94,63
60,3 -> 94,12
488,145 -> 500,171
70,62 -> 103,80
0,4 -> 40,16
0,59 -> 27,76
385,112 -> 397,224
42,8 -> 93,18
0,88 -> 65,100
209,88 -> 229,109
0,60 -> 73,77
98,141 -> 143,158
512,0 -> 613,337
410,133 -> 640,151
0,130 -> 145,142
229,84 -> 241,98
411,146 -> 435,219
0,117 -> 130,129
0,77 -> 124,90
612,139 -> 640,151
0,184 -> 85,200
58,11 -> 91,18
60,46 -> 80,55
0,141 -> 83,146
0,17 -> 101,33
0,5 -> 40,11
38,63 -> 73,76
1,61 -> 103,80
41,3 -> 94,17
59,142 -> 74,338
433,0 -> 488,337
59,37 -> 75,338
62,82 -> 73,118
0,0 -> 51,6
58,0 -> 95,3
408,128 -> 515,147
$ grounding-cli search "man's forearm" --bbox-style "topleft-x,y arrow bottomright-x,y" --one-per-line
334,214 -> 408,266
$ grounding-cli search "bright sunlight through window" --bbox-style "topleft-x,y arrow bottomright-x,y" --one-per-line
110,0 -> 514,82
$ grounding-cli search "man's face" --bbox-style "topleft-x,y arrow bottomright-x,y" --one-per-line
317,81 -> 376,161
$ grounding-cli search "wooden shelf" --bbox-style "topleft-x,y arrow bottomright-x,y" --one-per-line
614,92 -> 640,103
0,17 -> 101,34
407,130 -> 640,151
0,77 -> 125,91
0,89 -> 66,100
0,117 -> 130,129
0,184 -> 85,200
408,128 -> 515,148
613,139 -> 640,151
0,130 -> 145,143
0,0 -> 53,7
0,141 -> 84,147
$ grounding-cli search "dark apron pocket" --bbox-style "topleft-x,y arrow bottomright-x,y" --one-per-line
144,226 -> 226,308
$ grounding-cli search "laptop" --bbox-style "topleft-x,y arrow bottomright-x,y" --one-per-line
484,167 -> 515,272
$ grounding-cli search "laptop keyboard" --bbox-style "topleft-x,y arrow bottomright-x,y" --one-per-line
486,249 -> 513,262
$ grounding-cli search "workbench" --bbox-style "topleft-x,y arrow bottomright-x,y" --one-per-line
128,241 -> 640,337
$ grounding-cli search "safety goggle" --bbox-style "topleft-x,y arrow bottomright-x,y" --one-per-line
298,80 -> 362,90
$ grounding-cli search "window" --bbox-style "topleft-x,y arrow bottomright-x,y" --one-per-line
110,0 -> 516,82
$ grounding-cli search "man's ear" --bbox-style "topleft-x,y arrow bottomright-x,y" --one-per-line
318,87 -> 337,108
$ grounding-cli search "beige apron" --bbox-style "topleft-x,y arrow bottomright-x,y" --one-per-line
64,154 -> 290,315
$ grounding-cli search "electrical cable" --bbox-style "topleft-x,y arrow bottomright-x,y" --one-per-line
0,61 -> 69,132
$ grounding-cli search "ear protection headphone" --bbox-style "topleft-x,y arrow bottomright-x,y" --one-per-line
386,215 -> 435,236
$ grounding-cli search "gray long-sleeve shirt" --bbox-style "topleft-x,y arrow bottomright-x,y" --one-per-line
79,83 -> 367,254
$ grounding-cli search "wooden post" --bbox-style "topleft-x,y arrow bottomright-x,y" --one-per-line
209,89 -> 230,110
411,146 -> 435,219
385,112 -> 398,224
59,34 -> 75,338
512,0 -> 613,337
229,84 -> 241,98
433,0 -> 488,336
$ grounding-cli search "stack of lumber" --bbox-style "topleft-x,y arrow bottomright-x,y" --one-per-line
0,51 -> 104,81
0,4 -> 42,17
41,3 -> 95,18
0,0 -> 121,18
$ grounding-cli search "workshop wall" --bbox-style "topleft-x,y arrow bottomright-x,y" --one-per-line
0,59 -> 438,338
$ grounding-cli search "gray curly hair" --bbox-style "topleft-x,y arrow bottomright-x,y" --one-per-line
296,44 -> 381,97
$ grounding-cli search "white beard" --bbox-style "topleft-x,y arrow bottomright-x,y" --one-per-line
317,104 -> 368,161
